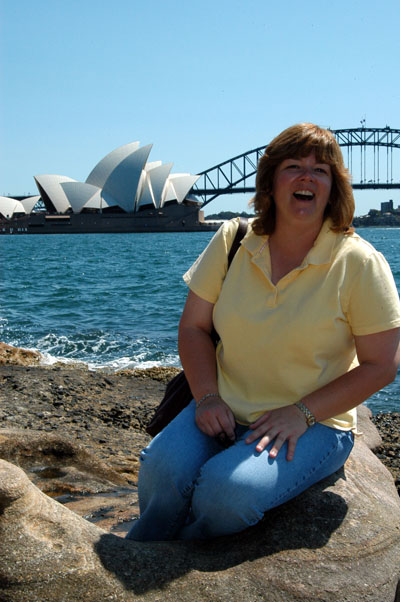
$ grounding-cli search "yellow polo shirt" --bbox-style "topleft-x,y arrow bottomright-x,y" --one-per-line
183,218 -> 400,431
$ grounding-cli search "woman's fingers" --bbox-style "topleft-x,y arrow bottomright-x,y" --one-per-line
245,405 -> 307,459
245,422 -> 272,444
268,433 -> 297,460
253,430 -> 299,459
245,413 -> 272,444
195,410 -> 220,437
215,405 -> 236,439
252,427 -> 279,452
196,399 -> 236,440
285,437 -> 298,461
223,406 -> 236,434
249,412 -> 271,429
197,402 -> 306,458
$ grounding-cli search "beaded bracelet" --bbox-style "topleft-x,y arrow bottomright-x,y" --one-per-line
195,392 -> 221,408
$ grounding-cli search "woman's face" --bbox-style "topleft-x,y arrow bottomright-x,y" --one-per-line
272,152 -> 332,229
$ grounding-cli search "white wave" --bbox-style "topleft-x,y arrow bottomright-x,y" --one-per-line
3,330 -> 181,372
39,351 -> 89,367
37,348 -> 180,372
86,354 -> 181,371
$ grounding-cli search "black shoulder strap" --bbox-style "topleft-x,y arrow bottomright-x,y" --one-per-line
227,217 -> 248,267
210,218 -> 248,345
211,217 -> 248,346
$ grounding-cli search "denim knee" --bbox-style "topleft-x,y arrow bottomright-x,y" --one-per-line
190,460 -> 265,535
138,437 -> 192,497
138,413 -> 223,499
180,426 -> 355,539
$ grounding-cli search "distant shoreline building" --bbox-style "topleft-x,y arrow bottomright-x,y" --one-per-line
381,200 -> 394,213
353,199 -> 400,227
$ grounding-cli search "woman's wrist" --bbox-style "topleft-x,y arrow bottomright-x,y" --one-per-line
196,392 -> 221,409
294,400 -> 316,427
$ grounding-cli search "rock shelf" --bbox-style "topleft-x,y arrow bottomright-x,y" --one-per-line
0,344 -> 399,601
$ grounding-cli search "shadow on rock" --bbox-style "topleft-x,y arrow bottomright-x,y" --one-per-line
1,438 -> 399,601
94,471 -> 348,595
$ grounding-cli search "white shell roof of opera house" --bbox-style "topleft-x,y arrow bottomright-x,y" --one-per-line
0,142 -> 200,217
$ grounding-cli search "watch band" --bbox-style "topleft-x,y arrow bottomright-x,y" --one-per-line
295,401 -> 316,427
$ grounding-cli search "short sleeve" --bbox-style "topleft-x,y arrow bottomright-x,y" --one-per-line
183,219 -> 239,303
346,251 -> 400,336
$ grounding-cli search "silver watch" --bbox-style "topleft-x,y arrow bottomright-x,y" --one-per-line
295,401 -> 316,427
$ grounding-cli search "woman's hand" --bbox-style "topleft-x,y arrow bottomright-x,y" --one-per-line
195,397 -> 236,442
245,404 -> 308,461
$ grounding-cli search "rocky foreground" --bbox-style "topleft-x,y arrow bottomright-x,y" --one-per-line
0,343 -> 399,601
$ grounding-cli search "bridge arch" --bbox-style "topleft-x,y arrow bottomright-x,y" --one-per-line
193,127 -> 400,207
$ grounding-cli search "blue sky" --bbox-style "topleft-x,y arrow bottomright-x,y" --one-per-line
1,0 -> 399,215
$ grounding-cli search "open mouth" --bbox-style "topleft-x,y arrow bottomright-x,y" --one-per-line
293,190 -> 314,201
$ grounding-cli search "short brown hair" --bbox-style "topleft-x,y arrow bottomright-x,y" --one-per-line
251,123 -> 355,235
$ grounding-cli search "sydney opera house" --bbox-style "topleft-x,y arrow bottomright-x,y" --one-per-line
0,142 -> 217,234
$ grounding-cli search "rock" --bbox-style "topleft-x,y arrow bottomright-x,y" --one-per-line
0,342 -> 41,366
0,428 -> 140,533
0,436 -> 399,602
371,412 -> 400,492
0,361 -> 399,598
0,428 -> 128,490
357,404 -> 383,450
117,366 -> 181,383
0,363 -> 159,480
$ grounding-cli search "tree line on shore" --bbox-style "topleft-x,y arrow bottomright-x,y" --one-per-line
205,211 -> 254,220
206,209 -> 400,227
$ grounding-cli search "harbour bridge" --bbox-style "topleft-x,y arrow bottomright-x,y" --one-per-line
192,127 -> 400,207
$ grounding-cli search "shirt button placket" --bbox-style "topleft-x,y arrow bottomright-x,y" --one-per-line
266,288 -> 278,308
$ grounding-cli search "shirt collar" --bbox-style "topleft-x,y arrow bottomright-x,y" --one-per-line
242,218 -> 338,266
305,219 -> 338,265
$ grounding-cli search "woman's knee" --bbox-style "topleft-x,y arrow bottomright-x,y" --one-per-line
191,461 -> 265,531
138,424 -> 220,495
137,433 -> 180,489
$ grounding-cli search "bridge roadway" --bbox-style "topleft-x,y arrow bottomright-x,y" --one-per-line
193,127 -> 400,207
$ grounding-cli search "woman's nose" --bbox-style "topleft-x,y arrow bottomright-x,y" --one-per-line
298,167 -> 314,180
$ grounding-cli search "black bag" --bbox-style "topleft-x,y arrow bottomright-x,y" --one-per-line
146,218 -> 248,437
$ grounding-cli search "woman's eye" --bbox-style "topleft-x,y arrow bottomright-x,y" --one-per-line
315,167 -> 328,174
286,164 -> 300,170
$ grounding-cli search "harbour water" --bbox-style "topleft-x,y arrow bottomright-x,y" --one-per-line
1,227 -> 400,414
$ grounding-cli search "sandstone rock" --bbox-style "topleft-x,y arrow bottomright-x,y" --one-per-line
0,342 -> 41,366
0,429 -> 129,493
357,404 -> 383,450
0,363 -> 159,473
0,428 -> 139,534
117,366 -> 181,383
0,436 -> 399,602
0,363 -> 398,599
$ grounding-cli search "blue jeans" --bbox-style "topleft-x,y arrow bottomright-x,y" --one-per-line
126,400 -> 354,541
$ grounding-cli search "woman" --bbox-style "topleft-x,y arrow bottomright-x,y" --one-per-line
127,123 -> 400,541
